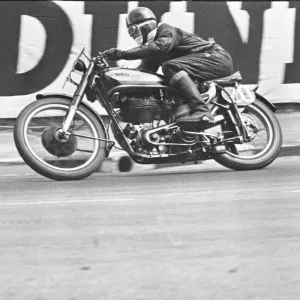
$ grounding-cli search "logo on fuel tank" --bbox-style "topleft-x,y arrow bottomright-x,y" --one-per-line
113,72 -> 129,77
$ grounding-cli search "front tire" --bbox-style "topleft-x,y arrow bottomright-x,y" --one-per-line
14,98 -> 107,181
212,100 -> 283,171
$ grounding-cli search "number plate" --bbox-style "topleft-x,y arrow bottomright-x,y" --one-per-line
221,85 -> 256,106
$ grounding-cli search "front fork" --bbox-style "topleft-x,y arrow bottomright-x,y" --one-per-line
62,59 -> 96,132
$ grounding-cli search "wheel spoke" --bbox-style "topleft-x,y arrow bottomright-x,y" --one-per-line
23,104 -> 100,171
211,102 -> 273,159
257,127 -> 266,132
76,148 -> 94,153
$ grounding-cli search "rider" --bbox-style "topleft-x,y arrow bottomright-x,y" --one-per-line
103,7 -> 234,129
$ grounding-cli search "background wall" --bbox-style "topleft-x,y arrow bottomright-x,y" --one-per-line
0,1 -> 299,118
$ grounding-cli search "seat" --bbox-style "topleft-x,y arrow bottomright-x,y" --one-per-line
146,70 -> 242,87
205,71 -> 243,86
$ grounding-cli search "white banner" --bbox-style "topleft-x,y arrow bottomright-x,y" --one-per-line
0,1 -> 299,118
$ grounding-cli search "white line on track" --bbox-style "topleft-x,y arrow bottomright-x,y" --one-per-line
0,198 -> 136,206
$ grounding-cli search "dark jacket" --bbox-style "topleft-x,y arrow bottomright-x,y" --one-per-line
123,23 -> 221,73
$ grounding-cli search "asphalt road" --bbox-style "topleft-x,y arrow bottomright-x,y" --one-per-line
1,157 -> 300,300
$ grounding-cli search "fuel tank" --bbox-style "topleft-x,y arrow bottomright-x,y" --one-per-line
104,67 -> 165,85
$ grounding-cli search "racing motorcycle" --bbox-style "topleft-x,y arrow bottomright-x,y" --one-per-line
14,47 -> 283,181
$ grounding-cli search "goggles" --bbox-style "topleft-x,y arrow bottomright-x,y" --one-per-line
127,19 -> 154,37
128,24 -> 139,36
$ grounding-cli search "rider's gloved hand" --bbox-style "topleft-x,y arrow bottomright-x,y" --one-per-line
102,48 -> 125,60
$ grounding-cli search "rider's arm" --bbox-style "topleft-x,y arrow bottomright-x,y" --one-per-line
123,24 -> 180,60
122,42 -> 160,60
137,57 -> 160,73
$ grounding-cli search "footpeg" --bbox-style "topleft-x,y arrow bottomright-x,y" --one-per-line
209,144 -> 227,154
214,115 -> 225,123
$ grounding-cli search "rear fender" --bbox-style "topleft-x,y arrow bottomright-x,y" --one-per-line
36,93 -> 109,144
218,85 -> 277,113
254,92 -> 277,112
236,86 -> 277,112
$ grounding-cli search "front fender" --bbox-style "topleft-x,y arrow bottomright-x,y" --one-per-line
36,93 -> 110,153
36,93 -> 72,101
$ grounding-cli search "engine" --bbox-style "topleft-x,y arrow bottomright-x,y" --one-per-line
113,80 -> 215,156
115,91 -> 203,156
122,120 -> 167,155
117,93 -> 163,125
122,119 -> 198,156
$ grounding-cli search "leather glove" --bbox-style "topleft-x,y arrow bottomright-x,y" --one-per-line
102,48 -> 125,60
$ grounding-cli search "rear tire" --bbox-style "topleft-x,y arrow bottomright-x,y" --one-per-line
213,100 -> 283,171
14,98 -> 107,181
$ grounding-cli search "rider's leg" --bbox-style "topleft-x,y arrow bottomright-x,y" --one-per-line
169,70 -> 214,126
161,51 -> 233,128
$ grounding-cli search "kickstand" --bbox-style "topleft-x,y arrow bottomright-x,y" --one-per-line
105,141 -> 115,157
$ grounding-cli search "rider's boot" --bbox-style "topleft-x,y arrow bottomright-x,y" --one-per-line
173,74 -> 215,130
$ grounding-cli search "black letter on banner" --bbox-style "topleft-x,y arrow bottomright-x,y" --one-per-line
284,2 -> 300,83
241,2 -> 271,83
186,1 -> 271,84
138,1 -> 170,23
0,1 -> 73,96
85,1 -> 127,67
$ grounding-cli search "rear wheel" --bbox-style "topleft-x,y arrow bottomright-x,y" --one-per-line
14,98 -> 107,181
207,100 -> 282,170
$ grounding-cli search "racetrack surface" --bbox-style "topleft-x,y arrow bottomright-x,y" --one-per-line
1,157 -> 300,300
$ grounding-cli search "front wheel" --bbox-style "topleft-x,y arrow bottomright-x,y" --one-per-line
210,100 -> 283,171
14,98 -> 107,181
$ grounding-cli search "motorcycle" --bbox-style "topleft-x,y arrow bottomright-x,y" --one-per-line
14,47 -> 283,181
